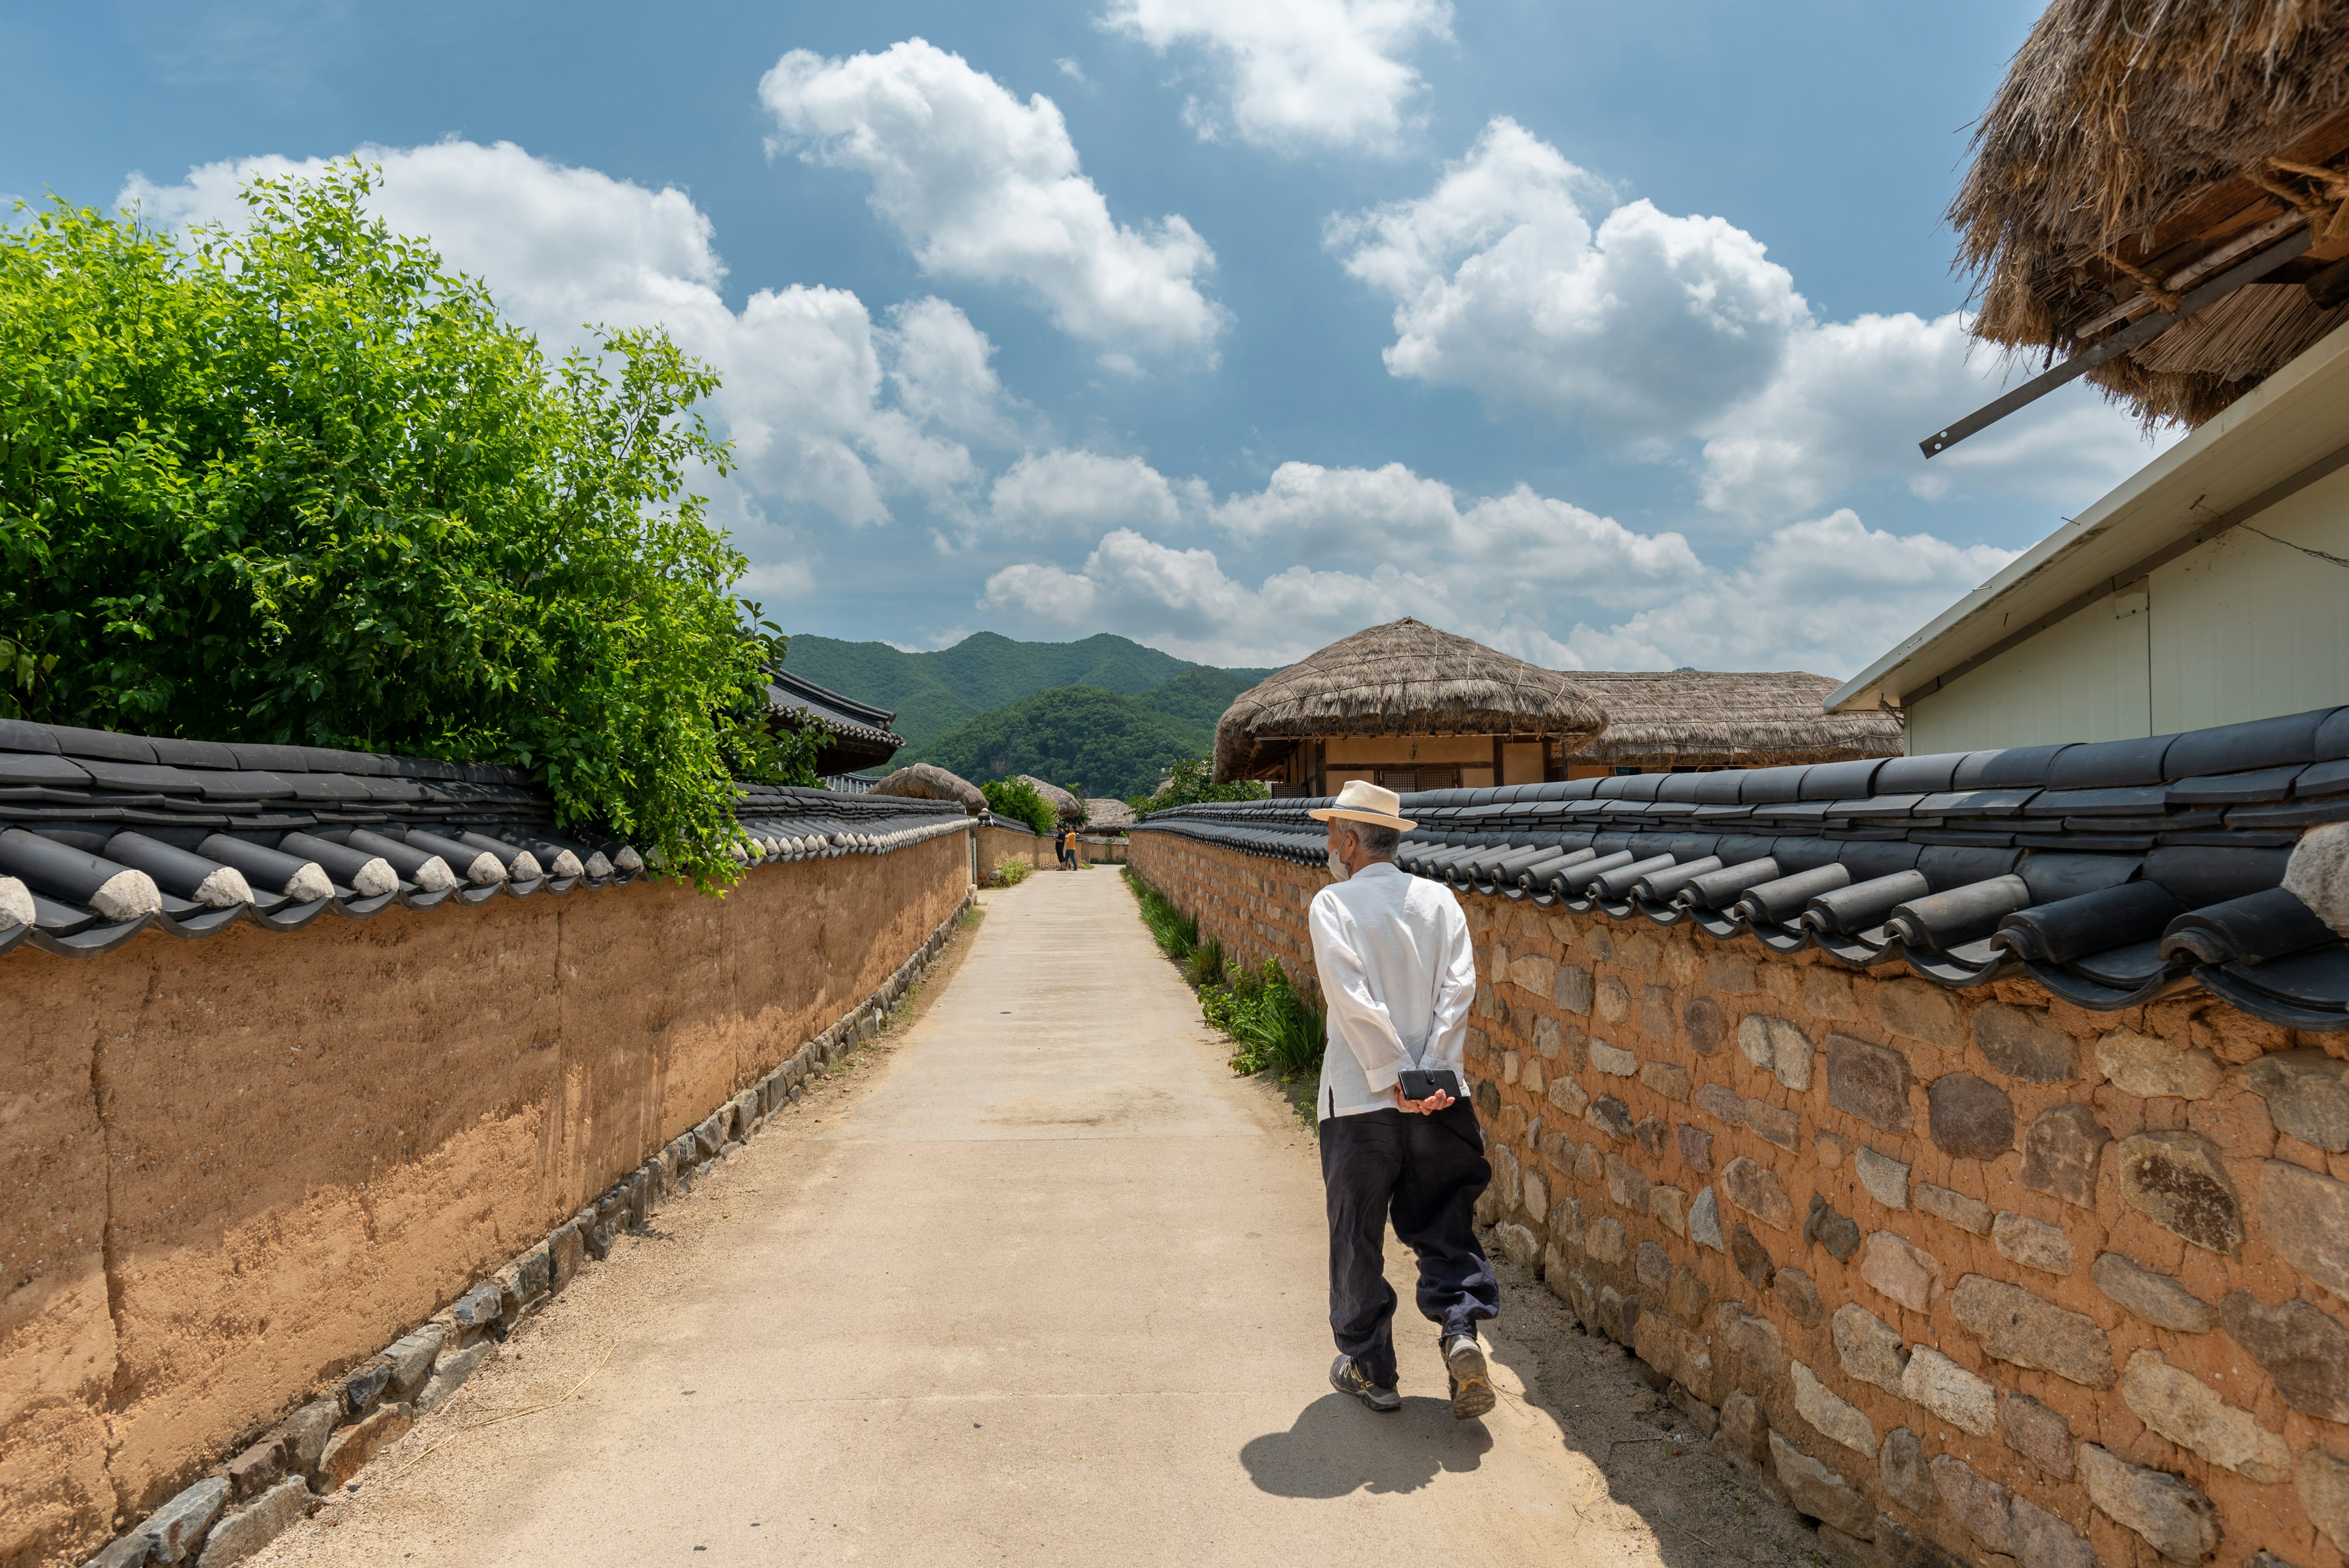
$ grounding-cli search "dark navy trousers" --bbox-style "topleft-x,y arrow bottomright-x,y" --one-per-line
1318,1104 -> 1499,1389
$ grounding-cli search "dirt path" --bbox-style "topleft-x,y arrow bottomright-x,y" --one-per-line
250,869 -> 1830,1568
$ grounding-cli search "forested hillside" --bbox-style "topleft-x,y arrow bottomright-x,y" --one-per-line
899,686 -> 1208,798
784,631 -> 1268,751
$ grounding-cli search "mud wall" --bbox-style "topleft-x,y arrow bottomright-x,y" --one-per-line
2,835 -> 970,1567
1130,831 -> 2349,1568
978,824 -> 1049,880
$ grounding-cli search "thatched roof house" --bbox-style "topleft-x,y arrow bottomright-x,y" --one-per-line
1564,671 -> 1901,771
1015,775 -> 1084,823
1083,798 -> 1137,832
1214,620 -> 1606,792
1953,0 -> 2349,427
867,761 -> 986,814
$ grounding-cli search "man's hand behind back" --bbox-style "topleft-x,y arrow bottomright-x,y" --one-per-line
1392,1083 -> 1455,1115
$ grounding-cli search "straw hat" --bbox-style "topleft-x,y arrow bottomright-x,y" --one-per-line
1308,779 -> 1416,833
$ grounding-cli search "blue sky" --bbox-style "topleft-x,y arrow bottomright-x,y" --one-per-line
2,0 -> 2175,672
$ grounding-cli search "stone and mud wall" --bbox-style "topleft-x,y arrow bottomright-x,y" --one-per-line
4,836 -> 971,1568
1130,831 -> 2349,1568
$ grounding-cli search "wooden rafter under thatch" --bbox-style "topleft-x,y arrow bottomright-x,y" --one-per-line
1954,0 -> 2349,426
1560,671 -> 1903,770
1212,619 -> 1606,781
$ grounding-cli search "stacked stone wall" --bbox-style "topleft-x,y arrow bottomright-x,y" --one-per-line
1129,831 -> 2349,1568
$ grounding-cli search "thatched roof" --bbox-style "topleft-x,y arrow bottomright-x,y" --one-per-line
1083,798 -> 1137,831
1562,671 -> 1903,769
1953,0 -> 2349,426
868,761 -> 985,814
1213,619 -> 1606,781
1015,775 -> 1084,822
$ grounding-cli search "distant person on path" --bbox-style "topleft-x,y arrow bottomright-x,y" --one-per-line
1306,780 -> 1496,1420
1055,822 -> 1078,871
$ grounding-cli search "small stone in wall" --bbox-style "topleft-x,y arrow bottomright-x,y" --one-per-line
198,1476 -> 312,1567
1856,1146 -> 1910,1209
1586,1216 -> 1628,1265
1634,1115 -> 1667,1157
1721,1156 -> 1795,1230
1815,1131 -> 1847,1169
1931,1453 -> 2097,1568
2300,1449 -> 2349,1556
1707,952 -> 1758,994
1684,994 -> 1727,1055
1523,1169 -> 1549,1225
1523,1057 -> 1547,1095
1880,1427 -> 1932,1514
1493,1223 -> 1541,1268
134,1476 -> 228,1566
1494,1145 -> 1523,1211
1914,1181 -> 1993,1236
1793,1359 -> 1877,1455
1591,1039 -> 1638,1076
1732,1223 -> 1776,1285
1606,1153 -> 1651,1212
2096,1027 -> 2222,1100
2000,1392 -> 2073,1477
1876,978 -> 1963,1050
1803,967 -> 1858,1022
1901,1346 -> 1997,1436
319,1404 -> 414,1490
1690,1185 -> 1724,1251
1693,1082 -> 1747,1128
1951,1274 -> 2114,1388
1641,984 -> 1677,1045
2220,1291 -> 2349,1422
1739,1014 -> 1816,1091
1803,1194 -> 1861,1261
1719,1389 -> 1768,1463
1650,1184 -> 1688,1238
1575,1142 -> 1603,1183
2094,1253 -> 2215,1333
1586,1096 -> 1633,1140
1546,1072 -> 1589,1115
2114,1132 -> 2244,1256
1861,1231 -> 1943,1313
1775,1266 -> 1825,1326
2017,1103 -> 2110,1209
1597,977 -> 1631,1024
1746,1100 -> 1801,1151
1929,1073 -> 2015,1161
2077,1443 -> 2222,1564
1556,962 -> 1594,1015
1666,1264 -> 1711,1328
1768,1432 -> 1876,1538
1638,1060 -> 1691,1102
1973,1002 -> 2076,1083
1715,1300 -> 1790,1394
2120,1348 -> 2291,1483
1636,1239 -> 1672,1288
1548,1195 -> 1583,1246
2241,1050 -> 2349,1150
1826,1033 -> 1915,1132
1831,1302 -> 1906,1393
1676,1123 -> 1715,1174
1508,951 -> 1557,997
1992,1211 -> 2073,1275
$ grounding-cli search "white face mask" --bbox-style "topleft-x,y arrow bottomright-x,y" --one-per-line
1327,855 -> 1350,883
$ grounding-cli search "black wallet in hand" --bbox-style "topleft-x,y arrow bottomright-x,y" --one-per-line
1398,1068 -> 1463,1101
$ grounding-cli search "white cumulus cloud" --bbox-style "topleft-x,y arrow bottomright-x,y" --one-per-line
987,449 -> 1200,538
119,140 -> 1023,551
760,39 -> 1226,363
1330,117 -> 2172,516
1103,0 -> 1452,154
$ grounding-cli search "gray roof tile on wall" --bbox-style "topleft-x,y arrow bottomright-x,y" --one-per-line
0,721 -> 971,963
1134,703 -> 2349,1031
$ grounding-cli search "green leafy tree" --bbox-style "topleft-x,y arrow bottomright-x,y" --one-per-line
980,776 -> 1058,836
0,163 -> 803,884
1132,756 -> 1269,816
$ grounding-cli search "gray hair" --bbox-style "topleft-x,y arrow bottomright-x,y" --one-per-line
1343,820 -> 1401,858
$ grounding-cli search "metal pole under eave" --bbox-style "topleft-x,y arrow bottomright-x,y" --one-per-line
1918,225 -> 2314,458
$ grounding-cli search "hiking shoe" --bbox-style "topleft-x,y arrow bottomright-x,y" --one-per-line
1329,1354 -> 1401,1413
1444,1335 -> 1496,1420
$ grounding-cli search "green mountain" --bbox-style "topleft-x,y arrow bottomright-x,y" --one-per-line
902,686 -> 1209,799
1137,666 -> 1266,735
781,631 -> 1269,752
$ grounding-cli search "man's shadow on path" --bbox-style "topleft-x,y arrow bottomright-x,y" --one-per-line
1239,1394 -> 1493,1497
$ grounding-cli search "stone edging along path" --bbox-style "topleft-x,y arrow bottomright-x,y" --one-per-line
78,888 -> 977,1568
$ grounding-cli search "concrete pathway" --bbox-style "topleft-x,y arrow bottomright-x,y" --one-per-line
254,870 -> 1620,1567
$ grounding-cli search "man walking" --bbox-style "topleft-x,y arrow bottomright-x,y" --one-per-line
1306,779 -> 1496,1419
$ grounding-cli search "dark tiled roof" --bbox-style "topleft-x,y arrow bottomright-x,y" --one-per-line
765,669 -> 904,752
0,721 -> 968,962
1132,707 -> 2349,1031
